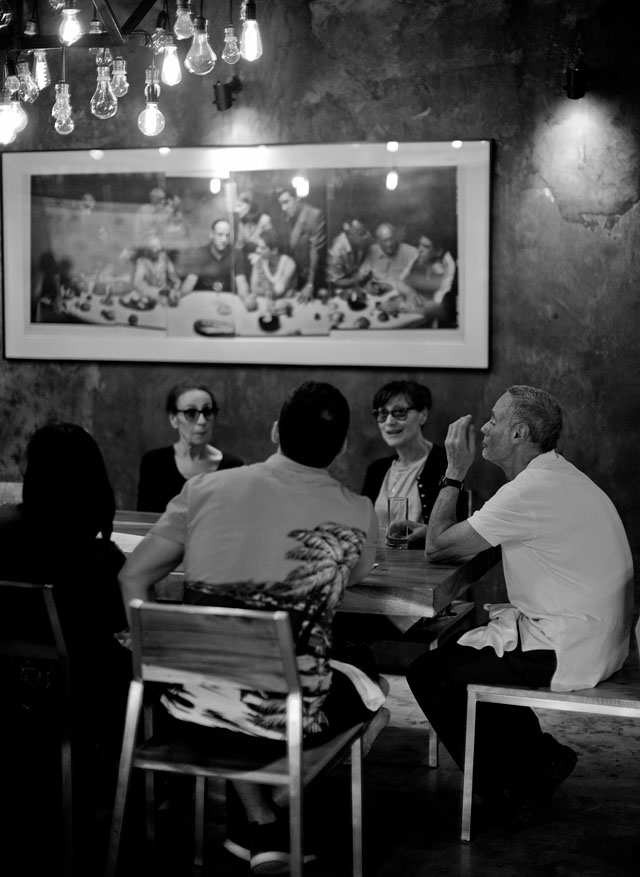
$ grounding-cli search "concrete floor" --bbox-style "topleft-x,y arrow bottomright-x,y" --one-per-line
3,674 -> 639,877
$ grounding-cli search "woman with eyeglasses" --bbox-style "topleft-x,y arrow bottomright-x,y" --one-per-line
136,381 -> 244,512
363,379 -> 466,548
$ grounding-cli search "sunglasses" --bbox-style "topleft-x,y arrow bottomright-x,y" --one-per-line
371,406 -> 416,423
176,407 -> 215,423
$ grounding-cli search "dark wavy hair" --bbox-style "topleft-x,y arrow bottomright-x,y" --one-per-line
165,382 -> 218,416
372,380 -> 432,413
22,421 -> 116,541
278,381 -> 350,468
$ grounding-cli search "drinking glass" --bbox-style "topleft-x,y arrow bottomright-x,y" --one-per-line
386,496 -> 410,549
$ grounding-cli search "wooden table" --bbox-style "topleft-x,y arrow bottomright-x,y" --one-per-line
113,511 -> 501,619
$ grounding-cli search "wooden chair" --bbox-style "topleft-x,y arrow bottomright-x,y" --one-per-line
460,628 -> 640,841
105,600 -> 389,876
0,579 -> 73,876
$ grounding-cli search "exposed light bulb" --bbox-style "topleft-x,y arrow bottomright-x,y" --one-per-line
4,67 -> 20,93
0,89 -> 17,144
240,0 -> 262,61
174,0 -> 195,40
33,50 -> 52,90
55,112 -> 75,134
17,61 -> 40,103
184,16 -> 216,75
59,6 -> 84,46
162,39 -> 182,86
48,0 -> 65,10
91,65 -> 118,119
110,57 -> 130,97
222,26 -> 241,64
88,13 -> 105,54
138,66 -> 165,136
10,94 -> 28,133
151,9 -> 170,55
138,102 -> 165,136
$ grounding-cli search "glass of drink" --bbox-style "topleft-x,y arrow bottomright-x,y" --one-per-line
386,496 -> 410,549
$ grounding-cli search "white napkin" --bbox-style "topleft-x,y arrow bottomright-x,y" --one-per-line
457,602 -> 521,657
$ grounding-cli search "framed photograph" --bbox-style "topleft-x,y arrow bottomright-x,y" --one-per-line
2,141 -> 490,367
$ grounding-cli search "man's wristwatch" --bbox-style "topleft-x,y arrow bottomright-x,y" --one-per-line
438,475 -> 465,491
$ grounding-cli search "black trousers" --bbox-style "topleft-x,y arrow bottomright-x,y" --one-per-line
406,640 -> 557,802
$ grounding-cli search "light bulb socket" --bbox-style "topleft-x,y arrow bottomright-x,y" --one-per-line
565,60 -> 587,99
193,15 -> 206,30
244,0 -> 257,22
156,11 -> 170,30
24,18 -> 38,36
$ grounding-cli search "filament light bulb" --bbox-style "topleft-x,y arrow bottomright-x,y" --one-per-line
53,82 -> 74,134
222,26 -> 241,64
55,112 -> 75,134
10,94 -> 28,133
90,65 -> 118,119
110,58 -> 130,97
33,50 -> 52,90
17,61 -> 40,103
0,89 -> 17,144
174,0 -> 195,40
59,6 -> 84,46
240,0 -> 262,61
184,17 -> 216,75
138,66 -> 165,136
161,37 -> 182,85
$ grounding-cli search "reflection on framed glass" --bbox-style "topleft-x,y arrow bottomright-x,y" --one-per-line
1,141 -> 490,367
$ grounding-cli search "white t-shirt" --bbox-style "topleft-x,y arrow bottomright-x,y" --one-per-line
466,451 -> 634,691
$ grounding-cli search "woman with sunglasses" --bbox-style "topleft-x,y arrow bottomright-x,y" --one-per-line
362,379 -> 466,548
136,381 -> 244,512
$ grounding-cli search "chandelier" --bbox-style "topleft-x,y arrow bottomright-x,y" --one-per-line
0,0 -> 261,145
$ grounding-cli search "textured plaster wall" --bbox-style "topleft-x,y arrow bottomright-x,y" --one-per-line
0,0 -> 639,583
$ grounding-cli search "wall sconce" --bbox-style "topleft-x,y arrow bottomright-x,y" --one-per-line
213,74 -> 242,110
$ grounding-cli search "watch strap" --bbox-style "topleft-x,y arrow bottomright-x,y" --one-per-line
438,475 -> 465,491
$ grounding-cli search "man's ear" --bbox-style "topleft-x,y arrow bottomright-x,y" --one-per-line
512,421 -> 530,444
271,420 -> 279,445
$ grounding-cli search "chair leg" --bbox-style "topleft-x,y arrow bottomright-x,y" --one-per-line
105,681 -> 144,877
288,768 -> 304,877
428,640 -> 439,768
194,775 -> 206,868
460,690 -> 478,843
350,737 -> 364,877
60,733 -> 74,877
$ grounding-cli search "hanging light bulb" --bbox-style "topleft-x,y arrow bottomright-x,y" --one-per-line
10,93 -> 28,133
48,0 -> 65,10
53,82 -> 74,134
17,60 -> 40,102
4,60 -> 21,94
184,15 -> 216,75
174,0 -> 195,40
111,57 -> 129,97
385,170 -> 399,191
24,16 -> 38,36
240,0 -> 262,61
151,9 -> 170,54
33,50 -> 52,90
161,36 -> 182,86
138,66 -> 165,136
0,90 -> 17,145
90,64 -> 118,119
88,6 -> 106,55
222,26 -> 241,64
59,3 -> 84,46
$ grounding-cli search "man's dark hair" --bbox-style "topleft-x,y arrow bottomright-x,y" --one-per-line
275,185 -> 297,200
372,380 -> 432,413
166,382 -> 218,415
278,381 -> 350,468
506,385 -> 563,452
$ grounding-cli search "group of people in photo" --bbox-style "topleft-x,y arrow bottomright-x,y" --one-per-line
2,373 -> 634,873
32,178 -> 459,334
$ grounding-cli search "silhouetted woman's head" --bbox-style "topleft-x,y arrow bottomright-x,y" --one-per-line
22,422 -> 116,542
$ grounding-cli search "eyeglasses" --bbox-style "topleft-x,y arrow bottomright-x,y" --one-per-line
371,406 -> 416,423
176,407 -> 215,422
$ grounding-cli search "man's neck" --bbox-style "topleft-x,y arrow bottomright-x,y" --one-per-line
502,447 -> 547,481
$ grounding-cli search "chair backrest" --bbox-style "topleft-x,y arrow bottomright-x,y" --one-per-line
129,599 -> 300,696
0,578 -> 67,661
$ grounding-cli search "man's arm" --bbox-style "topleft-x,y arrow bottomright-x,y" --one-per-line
425,414 -> 492,563
118,533 -> 184,625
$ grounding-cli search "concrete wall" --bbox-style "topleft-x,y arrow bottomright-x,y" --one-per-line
1,1 -> 638,585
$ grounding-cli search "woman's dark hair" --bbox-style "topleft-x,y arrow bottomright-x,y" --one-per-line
238,190 -> 261,223
258,227 -> 281,251
372,380 -> 432,412
22,421 -> 116,541
165,382 -> 218,415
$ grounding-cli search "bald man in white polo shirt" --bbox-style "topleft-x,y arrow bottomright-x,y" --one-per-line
407,385 -> 633,826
